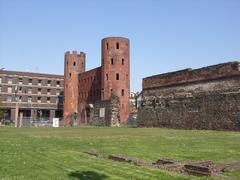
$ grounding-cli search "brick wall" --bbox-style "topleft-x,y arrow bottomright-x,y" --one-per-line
138,62 -> 240,130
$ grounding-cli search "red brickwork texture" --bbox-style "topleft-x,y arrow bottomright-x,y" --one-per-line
63,51 -> 85,125
101,37 -> 130,123
63,37 -> 130,126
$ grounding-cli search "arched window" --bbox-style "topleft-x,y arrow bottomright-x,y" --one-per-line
106,73 -> 108,80
106,43 -> 109,49
116,42 -> 119,49
122,58 -> 124,65
111,58 -> 114,65
122,89 -> 124,96
73,61 -> 76,66
116,73 -> 119,80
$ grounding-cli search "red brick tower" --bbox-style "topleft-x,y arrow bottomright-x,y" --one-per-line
63,51 -> 85,124
101,37 -> 130,123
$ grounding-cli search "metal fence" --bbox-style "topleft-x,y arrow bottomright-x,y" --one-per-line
0,117 -> 54,127
22,117 -> 52,127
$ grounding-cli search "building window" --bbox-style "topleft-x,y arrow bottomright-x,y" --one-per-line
8,77 -> 13,84
73,61 -> 76,66
17,96 -> 22,102
47,97 -> 50,103
18,78 -> 23,85
56,97 -> 59,104
28,87 -> 32,94
106,73 -> 108,80
122,58 -> 124,65
38,88 -> 41,95
122,89 -> 124,96
0,77 -> 2,84
7,96 -> 12,102
116,42 -> 119,49
56,81 -> 60,87
56,89 -> 60,96
38,80 -> 42,86
8,87 -> 12,93
28,96 -> 32,103
47,80 -> 51,86
28,79 -> 32,85
37,97 -> 41,103
47,89 -> 51,95
111,58 -> 114,65
19,87 -> 22,93
106,43 -> 109,49
69,73 -> 71,78
116,73 -> 119,80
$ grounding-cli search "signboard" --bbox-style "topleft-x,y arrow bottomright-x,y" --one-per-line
99,108 -> 105,118
52,118 -> 59,127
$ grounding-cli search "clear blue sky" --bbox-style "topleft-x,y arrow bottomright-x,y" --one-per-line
0,0 -> 240,92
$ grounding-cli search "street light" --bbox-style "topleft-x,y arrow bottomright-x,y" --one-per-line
14,85 -> 19,127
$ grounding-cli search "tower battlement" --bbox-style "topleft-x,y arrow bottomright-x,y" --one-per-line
65,51 -> 85,56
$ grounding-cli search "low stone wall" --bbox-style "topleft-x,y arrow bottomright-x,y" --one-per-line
89,95 -> 120,126
138,62 -> 240,130
138,91 -> 240,130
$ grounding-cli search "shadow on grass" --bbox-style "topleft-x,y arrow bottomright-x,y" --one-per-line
68,171 -> 108,180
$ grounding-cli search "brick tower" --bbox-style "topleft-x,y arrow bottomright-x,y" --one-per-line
101,37 -> 130,123
63,51 -> 85,124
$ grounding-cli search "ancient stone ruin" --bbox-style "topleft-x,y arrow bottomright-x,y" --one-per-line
90,95 -> 120,126
137,62 -> 240,130
84,150 -> 240,177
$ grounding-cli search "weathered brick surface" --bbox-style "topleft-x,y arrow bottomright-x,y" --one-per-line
101,37 -> 130,123
143,62 -> 240,90
63,37 -> 130,126
63,51 -> 85,125
138,62 -> 240,130
78,67 -> 102,124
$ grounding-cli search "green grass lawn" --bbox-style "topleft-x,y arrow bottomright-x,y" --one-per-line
0,127 -> 239,180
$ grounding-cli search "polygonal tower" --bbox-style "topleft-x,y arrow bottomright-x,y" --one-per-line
101,37 -> 130,123
63,51 -> 85,124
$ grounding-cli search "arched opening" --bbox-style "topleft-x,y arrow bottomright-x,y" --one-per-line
122,58 -> 124,65
116,73 -> 119,80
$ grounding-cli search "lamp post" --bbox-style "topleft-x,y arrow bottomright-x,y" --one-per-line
14,85 -> 19,127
